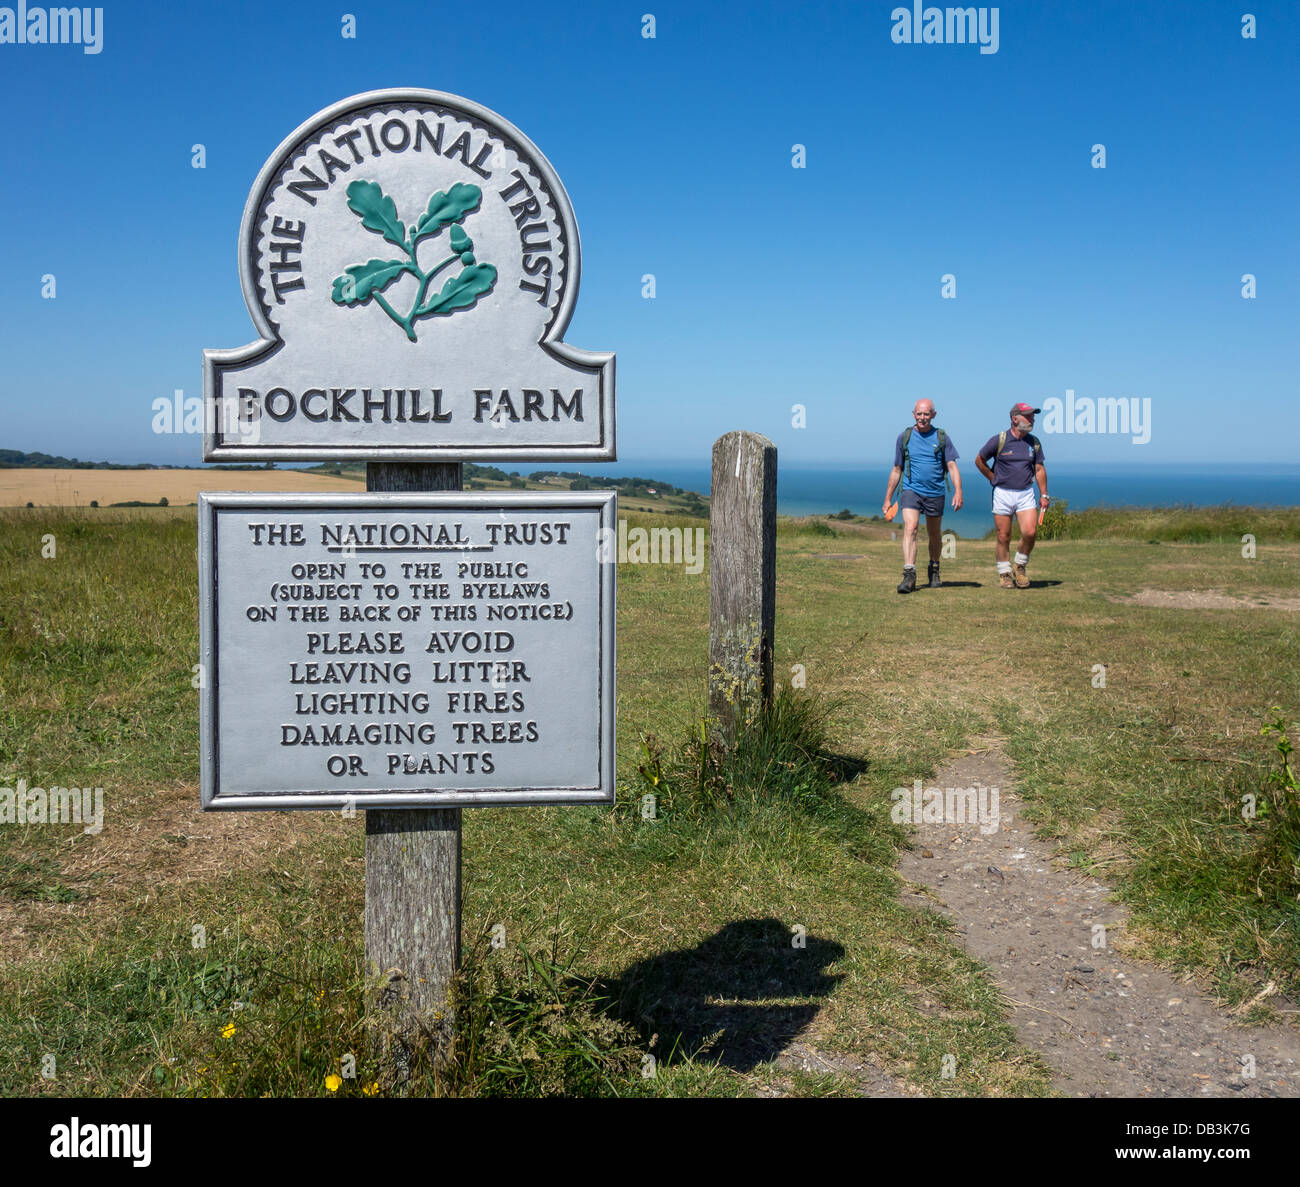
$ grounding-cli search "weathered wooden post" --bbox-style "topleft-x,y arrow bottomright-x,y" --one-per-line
708,431 -> 777,745
365,461 -> 462,1069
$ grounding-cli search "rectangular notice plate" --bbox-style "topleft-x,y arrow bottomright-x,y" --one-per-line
199,491 -> 614,809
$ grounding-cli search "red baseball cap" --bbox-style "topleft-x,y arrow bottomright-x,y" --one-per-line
1009,403 -> 1041,417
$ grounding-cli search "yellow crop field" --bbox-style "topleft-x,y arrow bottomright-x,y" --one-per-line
0,468 -> 362,507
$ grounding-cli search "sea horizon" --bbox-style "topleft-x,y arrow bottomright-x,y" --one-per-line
7,451 -> 1296,540
584,459 -> 1300,538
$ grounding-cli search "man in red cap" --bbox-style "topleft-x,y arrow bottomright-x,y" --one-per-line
974,404 -> 1050,588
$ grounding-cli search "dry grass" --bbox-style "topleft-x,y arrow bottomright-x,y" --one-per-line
0,781 -> 356,967
0,468 -> 363,507
1107,588 -> 1300,612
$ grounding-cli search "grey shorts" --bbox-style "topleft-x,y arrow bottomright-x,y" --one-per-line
900,490 -> 945,517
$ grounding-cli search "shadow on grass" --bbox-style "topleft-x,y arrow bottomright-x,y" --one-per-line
594,917 -> 845,1072
823,752 -> 870,782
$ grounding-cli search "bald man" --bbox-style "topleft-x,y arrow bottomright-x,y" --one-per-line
883,400 -> 963,593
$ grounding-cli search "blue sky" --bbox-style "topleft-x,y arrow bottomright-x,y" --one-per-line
0,0 -> 1295,467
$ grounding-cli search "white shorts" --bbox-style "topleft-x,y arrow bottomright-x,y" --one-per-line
992,486 -> 1038,517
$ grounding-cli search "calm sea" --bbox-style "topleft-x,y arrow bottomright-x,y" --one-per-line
586,461 -> 1300,539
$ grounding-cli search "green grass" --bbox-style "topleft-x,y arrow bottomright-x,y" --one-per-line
758,509 -> 1300,1008
1032,502 -> 1300,543
1,504 -> 1297,1097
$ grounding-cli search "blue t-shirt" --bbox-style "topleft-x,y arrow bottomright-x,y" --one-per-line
978,432 -> 1045,490
894,427 -> 959,497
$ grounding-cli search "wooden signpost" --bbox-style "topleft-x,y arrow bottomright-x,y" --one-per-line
199,89 -> 617,1070
365,461 -> 462,1058
708,431 -> 777,745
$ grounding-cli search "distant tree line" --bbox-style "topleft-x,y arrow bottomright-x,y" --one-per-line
463,463 -> 511,481
463,464 -> 703,503
0,449 -> 275,471
0,448 -> 144,470
524,470 -> 694,498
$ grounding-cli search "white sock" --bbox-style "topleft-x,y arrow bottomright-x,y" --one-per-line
903,563 -> 915,571
997,561 -> 1012,574
1014,551 -> 1029,566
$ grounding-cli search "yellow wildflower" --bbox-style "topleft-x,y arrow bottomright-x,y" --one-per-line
221,1023 -> 236,1039
362,1081 -> 379,1096
325,1073 -> 342,1092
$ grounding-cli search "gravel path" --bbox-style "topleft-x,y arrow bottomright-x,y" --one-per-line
896,749 -> 1300,1097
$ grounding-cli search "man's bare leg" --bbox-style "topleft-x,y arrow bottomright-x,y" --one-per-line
925,515 -> 944,562
994,514 -> 1013,562
1012,507 -> 1038,587
898,507 -> 921,592
1014,508 -> 1038,557
901,507 -> 921,568
994,512 -> 1014,587
925,514 -> 944,586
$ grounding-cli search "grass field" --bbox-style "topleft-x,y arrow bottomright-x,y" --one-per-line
0,468 -> 362,507
0,503 -> 1296,1097
0,466 -> 704,516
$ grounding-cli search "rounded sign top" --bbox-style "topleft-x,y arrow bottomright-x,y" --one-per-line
204,90 -> 614,462
243,89 -> 576,345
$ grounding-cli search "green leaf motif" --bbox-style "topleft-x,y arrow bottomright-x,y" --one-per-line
344,180 -> 407,249
413,183 -> 483,242
331,258 -> 411,305
414,263 -> 498,318
333,180 -> 495,340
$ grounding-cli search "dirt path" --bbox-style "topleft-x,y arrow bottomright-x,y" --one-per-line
1107,588 -> 1300,612
767,1040 -> 914,1096
896,749 -> 1300,1097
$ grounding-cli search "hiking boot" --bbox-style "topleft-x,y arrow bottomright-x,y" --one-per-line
896,567 -> 916,594
1013,563 -> 1030,588
998,571 -> 1015,589
928,561 -> 941,588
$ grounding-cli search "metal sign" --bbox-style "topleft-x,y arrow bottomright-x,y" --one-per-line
198,491 -> 615,809
203,89 -> 615,462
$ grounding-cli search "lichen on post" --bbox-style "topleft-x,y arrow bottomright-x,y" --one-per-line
708,431 -> 777,746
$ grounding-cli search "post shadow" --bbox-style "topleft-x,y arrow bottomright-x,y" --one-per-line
822,752 -> 870,782
591,917 -> 844,1072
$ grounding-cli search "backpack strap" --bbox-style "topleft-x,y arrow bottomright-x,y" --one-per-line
901,426 -> 913,483
936,428 -> 950,492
